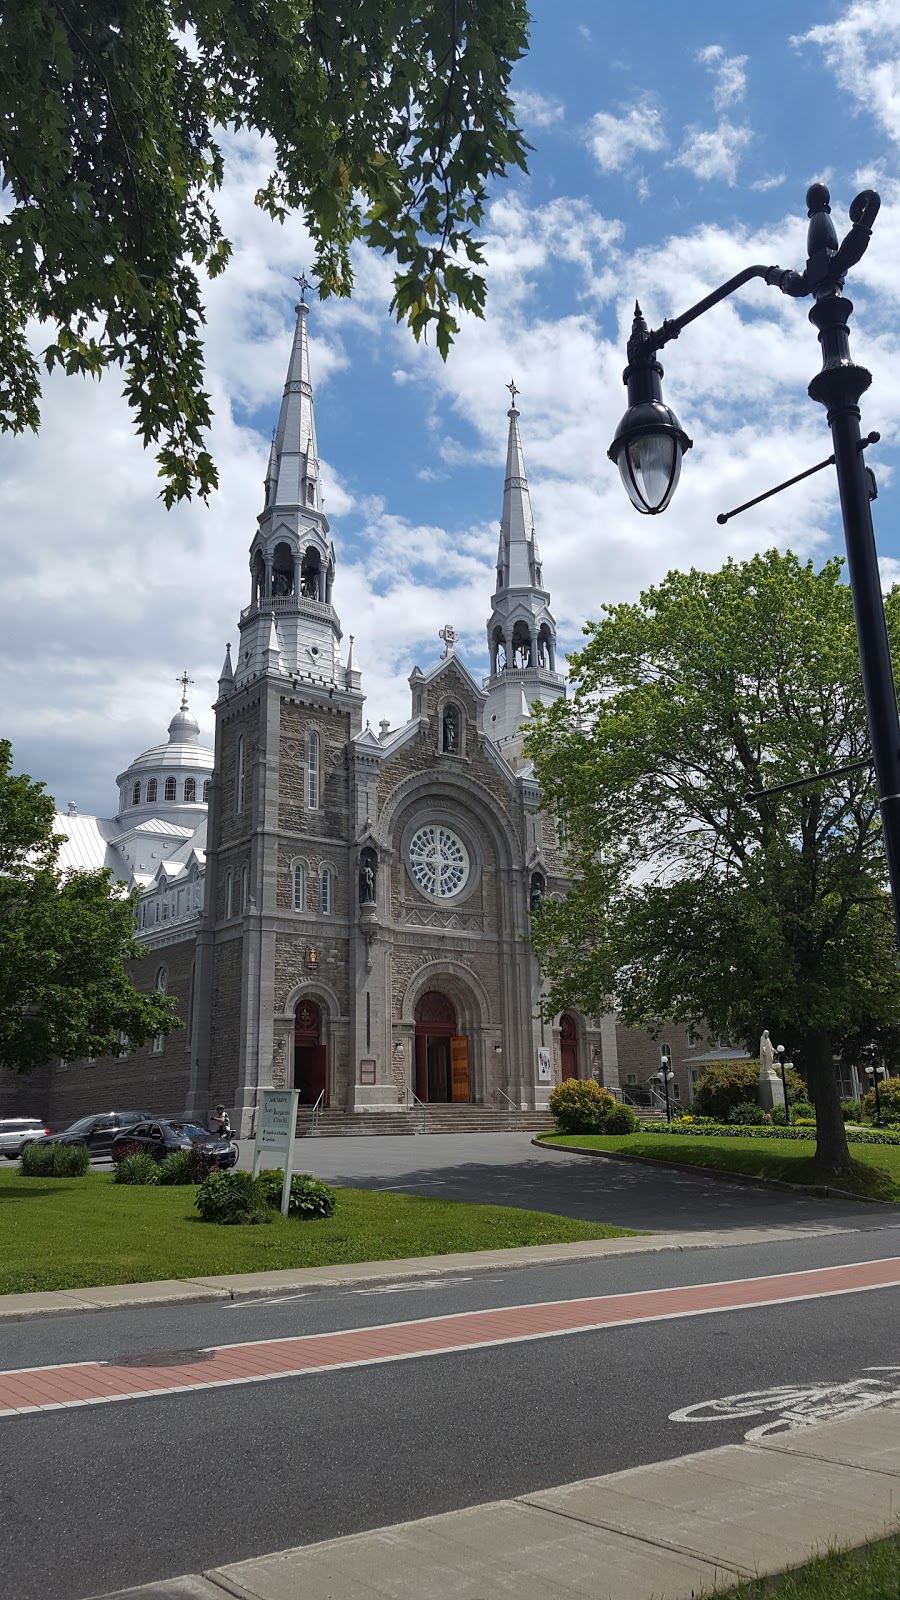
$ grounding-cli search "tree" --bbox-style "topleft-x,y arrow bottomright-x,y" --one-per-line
0,0 -> 529,505
526,550 -> 900,1176
0,740 -> 179,1072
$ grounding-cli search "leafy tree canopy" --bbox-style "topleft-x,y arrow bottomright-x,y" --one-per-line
527,550 -> 900,1173
0,0 -> 530,503
0,740 -> 180,1073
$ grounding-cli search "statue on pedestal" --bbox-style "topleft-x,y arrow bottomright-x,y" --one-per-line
757,1028 -> 785,1112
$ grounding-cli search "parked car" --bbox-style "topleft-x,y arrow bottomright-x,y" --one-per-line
0,1118 -> 51,1159
110,1119 -> 239,1168
44,1111 -> 153,1159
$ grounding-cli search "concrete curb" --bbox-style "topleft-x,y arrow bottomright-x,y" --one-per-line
89,1407 -> 900,1599
534,1135 -> 900,1206
0,1221 -> 870,1322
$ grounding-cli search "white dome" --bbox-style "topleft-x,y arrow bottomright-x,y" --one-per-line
115,693 -> 213,821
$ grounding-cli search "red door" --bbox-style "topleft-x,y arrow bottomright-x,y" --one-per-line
560,1014 -> 578,1081
295,1000 -> 327,1106
414,992 -> 461,1103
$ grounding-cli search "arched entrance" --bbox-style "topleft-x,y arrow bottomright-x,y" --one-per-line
294,999 -> 327,1106
560,1014 -> 579,1081
415,991 -> 470,1103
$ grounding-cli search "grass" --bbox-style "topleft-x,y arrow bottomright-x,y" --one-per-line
714,1535 -> 900,1600
538,1132 -> 900,1202
0,1170 -> 635,1295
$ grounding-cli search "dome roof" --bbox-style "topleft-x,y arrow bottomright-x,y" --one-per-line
115,689 -> 213,794
166,704 -> 201,743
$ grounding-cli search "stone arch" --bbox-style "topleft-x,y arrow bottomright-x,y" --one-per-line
377,769 -> 521,874
438,695 -> 465,756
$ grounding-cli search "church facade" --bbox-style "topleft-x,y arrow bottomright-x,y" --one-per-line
5,292 -> 665,1131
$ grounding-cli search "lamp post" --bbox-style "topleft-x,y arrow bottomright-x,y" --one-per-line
655,1046 -> 675,1122
775,1043 -> 792,1126
864,1058 -> 888,1125
609,185 -> 900,946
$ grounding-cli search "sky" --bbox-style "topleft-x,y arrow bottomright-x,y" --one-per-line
3,0 -> 900,816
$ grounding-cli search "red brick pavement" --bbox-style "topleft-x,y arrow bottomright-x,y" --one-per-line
1,1256 -> 898,1418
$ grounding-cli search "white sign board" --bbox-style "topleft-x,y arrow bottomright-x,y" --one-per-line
252,1088 -> 299,1215
537,1046 -> 552,1083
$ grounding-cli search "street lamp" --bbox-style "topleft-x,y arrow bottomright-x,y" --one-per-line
655,1045 -> 675,1122
775,1044 -> 792,1126
609,184 -> 900,947
863,1057 -> 889,1125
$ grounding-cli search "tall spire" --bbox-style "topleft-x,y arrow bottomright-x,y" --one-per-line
267,282 -> 321,511
484,386 -> 565,756
498,387 -> 540,590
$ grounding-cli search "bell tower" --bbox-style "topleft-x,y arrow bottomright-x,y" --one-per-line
484,386 -> 565,755
235,276 -> 359,696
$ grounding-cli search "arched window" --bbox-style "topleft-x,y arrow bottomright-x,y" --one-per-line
320,865 -> 334,915
164,776 -> 177,801
236,736 -> 246,813
154,899 -> 160,924
184,777 -> 196,802
240,863 -> 249,913
306,482 -> 315,505
224,870 -> 233,920
293,862 -> 306,912
162,899 -> 168,921
132,781 -> 141,806
146,778 -> 157,803
307,731 -> 319,809
202,779 -> 211,802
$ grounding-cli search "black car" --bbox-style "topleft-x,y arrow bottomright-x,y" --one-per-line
110,1119 -> 238,1167
45,1111 -> 153,1158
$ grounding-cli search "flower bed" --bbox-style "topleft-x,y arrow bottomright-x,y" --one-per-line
644,1121 -> 900,1145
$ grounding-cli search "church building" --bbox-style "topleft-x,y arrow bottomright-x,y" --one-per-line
8,290 -> 650,1131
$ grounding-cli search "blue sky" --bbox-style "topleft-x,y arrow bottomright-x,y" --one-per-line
2,0 -> 899,814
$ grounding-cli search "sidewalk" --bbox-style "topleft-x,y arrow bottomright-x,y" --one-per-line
94,1406 -> 900,1599
0,1221 -> 866,1320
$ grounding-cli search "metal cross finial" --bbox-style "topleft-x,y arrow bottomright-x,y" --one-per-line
506,378 -> 519,407
177,670 -> 194,709
294,271 -> 311,302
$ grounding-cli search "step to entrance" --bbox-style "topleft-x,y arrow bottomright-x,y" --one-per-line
295,1107 -> 555,1137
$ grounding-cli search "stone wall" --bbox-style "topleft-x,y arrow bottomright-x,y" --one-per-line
208,934 -> 244,1108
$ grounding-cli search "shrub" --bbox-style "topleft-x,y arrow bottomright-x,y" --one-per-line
548,1079 -> 616,1134
194,1170 -> 274,1224
21,1142 -> 90,1177
863,1074 -> 900,1123
190,1144 -> 224,1183
257,1169 -> 337,1219
728,1101 -> 769,1126
156,1150 -> 195,1185
841,1100 -> 863,1122
790,1099 -> 815,1121
692,1063 -> 762,1121
602,1103 -> 638,1136
113,1152 -> 159,1185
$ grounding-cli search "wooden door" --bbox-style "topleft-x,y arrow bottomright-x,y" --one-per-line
560,1014 -> 578,1081
450,1036 -> 470,1102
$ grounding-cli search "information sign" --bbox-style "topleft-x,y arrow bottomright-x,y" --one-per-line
252,1087 -> 299,1215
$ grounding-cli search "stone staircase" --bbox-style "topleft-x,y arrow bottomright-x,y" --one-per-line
295,1103 -> 668,1137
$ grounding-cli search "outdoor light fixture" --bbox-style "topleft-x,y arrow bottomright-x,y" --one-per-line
608,304 -> 692,514
775,1043 -> 792,1126
610,185 -> 900,949
864,1058 -> 889,1125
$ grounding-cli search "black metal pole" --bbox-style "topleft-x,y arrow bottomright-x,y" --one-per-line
873,1071 -> 883,1126
780,1057 -> 791,1126
663,1071 -> 671,1123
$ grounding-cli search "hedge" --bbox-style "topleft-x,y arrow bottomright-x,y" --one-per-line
643,1122 -> 900,1145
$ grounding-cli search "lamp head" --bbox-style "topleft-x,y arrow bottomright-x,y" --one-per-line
608,302 -> 692,514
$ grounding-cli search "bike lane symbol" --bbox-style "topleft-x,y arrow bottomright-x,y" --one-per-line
669,1366 -> 900,1440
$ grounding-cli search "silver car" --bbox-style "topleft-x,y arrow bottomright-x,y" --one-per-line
0,1118 -> 51,1159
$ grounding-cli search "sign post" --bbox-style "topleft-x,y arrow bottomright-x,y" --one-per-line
252,1088 -> 300,1217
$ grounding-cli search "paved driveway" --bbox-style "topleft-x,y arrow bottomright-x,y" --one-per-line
242,1132 -> 892,1232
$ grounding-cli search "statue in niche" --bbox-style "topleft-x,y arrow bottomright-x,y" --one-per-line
360,858 -> 376,905
443,706 -> 458,753
530,876 -> 544,913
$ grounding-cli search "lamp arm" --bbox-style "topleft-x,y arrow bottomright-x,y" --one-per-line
648,264 -> 808,352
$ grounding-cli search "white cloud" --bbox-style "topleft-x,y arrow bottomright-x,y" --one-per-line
672,120 -> 752,184
794,1 -> 900,143
586,102 -> 667,173
751,173 -> 786,192
515,88 -> 565,128
880,556 -> 900,592
698,44 -> 748,110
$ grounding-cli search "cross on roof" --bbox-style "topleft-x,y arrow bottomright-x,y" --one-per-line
177,670 -> 194,708
294,271 -> 311,301
506,378 -> 519,407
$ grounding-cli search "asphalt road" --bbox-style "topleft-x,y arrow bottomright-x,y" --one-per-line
240,1130 -> 895,1231
3,1222 -> 900,1600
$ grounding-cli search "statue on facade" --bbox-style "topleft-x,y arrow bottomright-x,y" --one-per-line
272,569 -> 291,597
360,859 -> 376,904
530,876 -> 544,912
443,706 -> 458,752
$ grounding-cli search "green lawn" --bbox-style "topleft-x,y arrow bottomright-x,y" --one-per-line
716,1535 -> 900,1600
0,1171 -> 635,1295
539,1132 -> 900,1202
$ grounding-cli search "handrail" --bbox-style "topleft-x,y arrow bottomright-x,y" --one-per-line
404,1087 -> 426,1109
495,1088 -> 521,1129
310,1089 -> 325,1129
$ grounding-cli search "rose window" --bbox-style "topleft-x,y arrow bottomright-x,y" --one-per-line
408,825 -> 469,898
